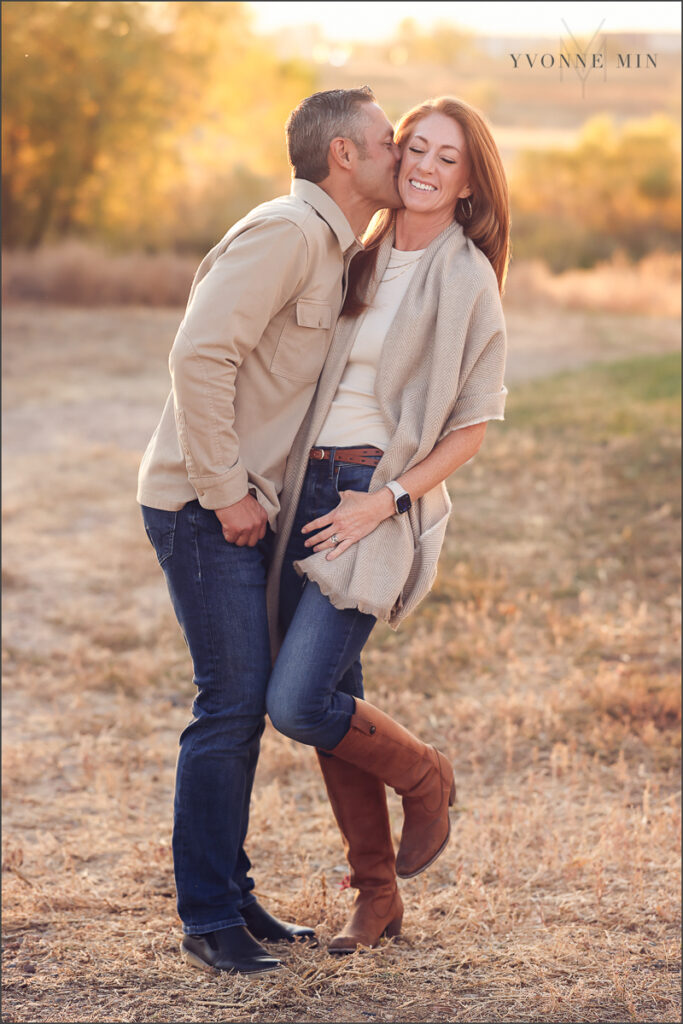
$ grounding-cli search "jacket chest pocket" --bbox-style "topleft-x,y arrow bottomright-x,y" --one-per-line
269,299 -> 333,383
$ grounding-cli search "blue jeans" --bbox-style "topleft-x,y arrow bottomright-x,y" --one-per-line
141,499 -> 273,934
266,454 -> 378,751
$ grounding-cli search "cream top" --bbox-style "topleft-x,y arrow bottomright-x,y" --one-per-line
315,247 -> 426,450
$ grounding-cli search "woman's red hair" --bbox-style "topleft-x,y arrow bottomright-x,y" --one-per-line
344,96 -> 510,315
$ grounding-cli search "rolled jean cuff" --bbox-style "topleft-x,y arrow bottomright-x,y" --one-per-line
182,912 -> 246,936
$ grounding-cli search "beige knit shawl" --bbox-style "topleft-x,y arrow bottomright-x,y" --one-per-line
266,221 -> 507,654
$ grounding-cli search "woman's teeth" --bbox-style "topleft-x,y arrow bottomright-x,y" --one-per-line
409,180 -> 436,192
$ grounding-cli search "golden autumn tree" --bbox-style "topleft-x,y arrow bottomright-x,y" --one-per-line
2,1 -> 314,251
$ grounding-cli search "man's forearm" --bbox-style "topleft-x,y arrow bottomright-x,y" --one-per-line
170,328 -> 249,508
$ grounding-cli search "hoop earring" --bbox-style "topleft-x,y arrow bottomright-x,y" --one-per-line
460,196 -> 473,220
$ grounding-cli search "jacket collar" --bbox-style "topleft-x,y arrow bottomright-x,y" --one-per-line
291,179 -> 359,254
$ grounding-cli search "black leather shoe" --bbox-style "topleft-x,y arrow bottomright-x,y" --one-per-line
241,900 -> 317,944
180,925 -> 281,974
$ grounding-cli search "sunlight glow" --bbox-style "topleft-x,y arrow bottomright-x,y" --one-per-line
247,1 -> 682,42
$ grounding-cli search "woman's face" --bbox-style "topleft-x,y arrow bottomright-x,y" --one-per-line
397,112 -> 472,219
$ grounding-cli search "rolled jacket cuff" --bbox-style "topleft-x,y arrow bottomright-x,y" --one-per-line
191,461 -> 250,510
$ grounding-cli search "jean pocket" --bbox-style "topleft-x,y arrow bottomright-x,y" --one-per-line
141,506 -> 177,566
334,463 -> 375,496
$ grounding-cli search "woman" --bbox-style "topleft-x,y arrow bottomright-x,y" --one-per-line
265,97 -> 509,953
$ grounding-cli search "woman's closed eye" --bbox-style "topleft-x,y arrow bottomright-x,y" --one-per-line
408,146 -> 456,165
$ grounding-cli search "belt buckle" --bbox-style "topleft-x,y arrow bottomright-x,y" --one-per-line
310,447 -> 325,461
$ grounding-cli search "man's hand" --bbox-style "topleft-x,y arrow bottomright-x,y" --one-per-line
215,494 -> 267,547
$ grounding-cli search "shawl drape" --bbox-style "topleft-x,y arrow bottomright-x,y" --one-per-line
266,221 -> 507,655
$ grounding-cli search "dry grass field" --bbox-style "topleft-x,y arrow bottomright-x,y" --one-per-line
2,296 -> 680,1023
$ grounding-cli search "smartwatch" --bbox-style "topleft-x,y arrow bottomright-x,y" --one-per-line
385,480 -> 412,515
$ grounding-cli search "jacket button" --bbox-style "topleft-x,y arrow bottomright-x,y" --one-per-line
369,725 -> 376,735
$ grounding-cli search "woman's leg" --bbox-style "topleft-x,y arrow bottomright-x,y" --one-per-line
274,460 -> 376,749
283,576 -> 455,877
270,575 -> 455,879
330,698 -> 456,879
316,752 -> 403,952
271,453 -> 455,880
267,577 -> 376,748
273,455 -> 401,949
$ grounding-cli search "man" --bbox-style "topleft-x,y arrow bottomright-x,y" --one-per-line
137,87 -> 400,974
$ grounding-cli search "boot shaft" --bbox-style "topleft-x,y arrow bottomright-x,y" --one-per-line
316,750 -> 396,890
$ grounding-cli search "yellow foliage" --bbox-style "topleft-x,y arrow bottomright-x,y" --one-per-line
2,1 -> 314,250
510,114 -> 681,269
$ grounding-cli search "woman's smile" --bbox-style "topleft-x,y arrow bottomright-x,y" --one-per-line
408,178 -> 437,192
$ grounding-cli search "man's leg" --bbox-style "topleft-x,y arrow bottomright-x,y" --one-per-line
232,744 -> 260,911
142,500 -> 271,934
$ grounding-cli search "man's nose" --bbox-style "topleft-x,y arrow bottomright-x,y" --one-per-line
392,143 -> 401,163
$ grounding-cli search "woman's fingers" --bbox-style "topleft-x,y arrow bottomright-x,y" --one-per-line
326,537 -> 355,561
301,511 -> 334,535
311,536 -> 344,553
304,524 -> 340,548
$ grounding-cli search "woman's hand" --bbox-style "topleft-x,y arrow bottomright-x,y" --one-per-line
302,488 -> 396,560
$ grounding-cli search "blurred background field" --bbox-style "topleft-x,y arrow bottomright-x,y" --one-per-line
2,2 -> 681,1022
2,1 -> 680,263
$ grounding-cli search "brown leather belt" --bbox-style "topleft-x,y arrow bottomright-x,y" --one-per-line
309,446 -> 383,467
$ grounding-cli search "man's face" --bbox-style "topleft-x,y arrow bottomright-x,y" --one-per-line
351,103 -> 401,209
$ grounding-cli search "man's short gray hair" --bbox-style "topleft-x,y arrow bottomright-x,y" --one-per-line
285,86 -> 376,183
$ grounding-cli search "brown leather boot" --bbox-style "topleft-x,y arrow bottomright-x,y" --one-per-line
328,698 -> 456,879
317,751 -> 403,953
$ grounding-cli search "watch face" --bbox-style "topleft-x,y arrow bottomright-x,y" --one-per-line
396,492 -> 412,514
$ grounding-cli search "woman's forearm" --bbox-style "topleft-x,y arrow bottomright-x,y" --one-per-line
396,420 -> 487,503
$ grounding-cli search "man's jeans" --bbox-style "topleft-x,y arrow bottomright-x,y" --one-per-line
266,454 -> 378,751
141,499 -> 273,934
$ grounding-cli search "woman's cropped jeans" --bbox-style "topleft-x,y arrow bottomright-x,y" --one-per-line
266,453 -> 378,751
141,499 -> 273,935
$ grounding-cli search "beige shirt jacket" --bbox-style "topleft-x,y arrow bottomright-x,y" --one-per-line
267,222 -> 507,655
137,180 -> 360,527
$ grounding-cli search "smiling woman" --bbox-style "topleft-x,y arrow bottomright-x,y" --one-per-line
264,95 -> 510,955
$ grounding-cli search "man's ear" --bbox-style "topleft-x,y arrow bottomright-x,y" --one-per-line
328,137 -> 355,172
